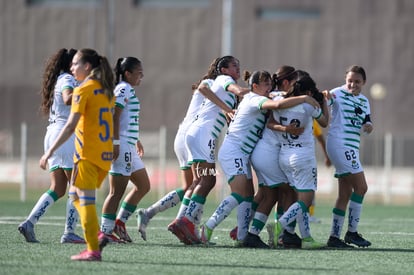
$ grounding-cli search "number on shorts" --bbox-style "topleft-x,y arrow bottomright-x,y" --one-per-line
124,152 -> 132,162
208,139 -> 216,150
344,149 -> 356,161
234,158 -> 243,168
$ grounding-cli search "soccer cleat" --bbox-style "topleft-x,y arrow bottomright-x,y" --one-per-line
281,230 -> 302,249
229,226 -> 238,240
275,222 -> 282,241
60,232 -> 86,244
71,250 -> 101,261
168,219 -> 192,245
302,237 -> 325,249
136,208 -> 149,241
18,220 -> 39,243
98,231 -> 126,244
114,219 -> 132,242
243,232 -> 270,249
344,231 -> 371,247
200,224 -> 213,244
327,236 -> 353,249
99,233 -> 109,252
176,216 -> 201,245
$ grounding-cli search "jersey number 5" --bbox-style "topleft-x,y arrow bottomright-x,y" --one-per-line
99,107 -> 111,142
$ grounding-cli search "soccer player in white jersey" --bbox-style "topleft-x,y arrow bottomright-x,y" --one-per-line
18,48 -> 85,244
171,56 -> 249,244
273,74 -> 329,249
247,70 -> 309,248
136,58 -> 233,241
199,70 -> 321,246
247,66 -> 303,248
99,57 -> 150,243
325,65 -> 373,248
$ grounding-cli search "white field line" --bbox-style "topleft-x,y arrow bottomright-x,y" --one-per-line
0,215 -> 236,232
2,216 -> 414,235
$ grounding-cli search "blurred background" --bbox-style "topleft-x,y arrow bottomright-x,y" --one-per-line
0,0 -> 413,204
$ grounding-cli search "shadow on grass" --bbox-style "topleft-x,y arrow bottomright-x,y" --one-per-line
102,258 -> 339,272
129,241 -> 414,253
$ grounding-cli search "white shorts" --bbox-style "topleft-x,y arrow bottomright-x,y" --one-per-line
185,125 -> 216,164
251,138 -> 287,188
174,123 -> 191,169
110,140 -> 145,176
279,148 -> 317,191
326,138 -> 363,177
44,124 -> 74,171
218,139 -> 252,183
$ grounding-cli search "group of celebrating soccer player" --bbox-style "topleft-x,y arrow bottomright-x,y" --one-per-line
17,49 -> 373,261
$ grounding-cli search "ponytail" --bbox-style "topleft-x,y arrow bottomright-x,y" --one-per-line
78,48 -> 114,100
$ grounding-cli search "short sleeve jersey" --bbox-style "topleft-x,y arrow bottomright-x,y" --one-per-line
274,96 -> 322,149
71,78 -> 115,171
192,74 -> 237,139
327,85 -> 371,150
49,73 -> 76,125
225,92 -> 268,154
114,81 -> 140,145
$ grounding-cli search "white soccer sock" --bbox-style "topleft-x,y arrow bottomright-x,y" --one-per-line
100,217 -> 115,234
185,200 -> 204,224
64,197 -> 79,234
146,190 -> 181,219
278,202 -> 302,230
348,200 -> 362,232
249,211 -> 268,236
175,196 -> 191,219
117,208 -> 133,224
330,208 -> 346,238
205,195 -> 239,230
297,211 -> 311,239
236,200 -> 252,241
27,192 -> 55,225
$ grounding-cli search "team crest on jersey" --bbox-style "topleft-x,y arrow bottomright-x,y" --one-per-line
351,160 -> 359,170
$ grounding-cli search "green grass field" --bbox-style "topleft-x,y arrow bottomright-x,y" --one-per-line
1,184 -> 414,275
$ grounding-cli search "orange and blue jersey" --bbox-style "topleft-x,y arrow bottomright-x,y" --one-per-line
71,78 -> 115,171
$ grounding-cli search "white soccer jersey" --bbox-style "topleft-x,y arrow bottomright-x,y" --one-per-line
174,79 -> 214,168
49,73 -> 76,125
274,97 -> 322,149
224,92 -> 268,154
327,85 -> 371,150
180,79 -> 214,129
45,72 -> 76,170
114,81 -> 140,145
274,100 -> 322,191
191,74 -> 237,139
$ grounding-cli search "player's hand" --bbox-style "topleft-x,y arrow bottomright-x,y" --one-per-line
137,141 -> 144,157
361,123 -> 373,135
321,90 -> 330,99
285,123 -> 304,136
39,154 -> 49,170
